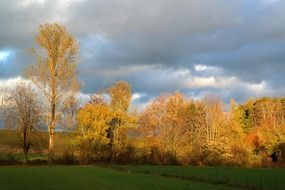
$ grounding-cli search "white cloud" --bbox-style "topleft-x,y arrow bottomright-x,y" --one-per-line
194,64 -> 222,73
246,80 -> 266,92
132,93 -> 142,100
194,64 -> 208,71
191,76 -> 216,87
173,69 -> 191,77
18,0 -> 46,7
0,50 -> 11,62
184,76 -> 238,89
75,92 -> 90,105
134,101 -> 151,112
0,76 -> 30,89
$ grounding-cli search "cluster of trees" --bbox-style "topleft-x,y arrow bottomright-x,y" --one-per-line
73,81 -> 136,163
0,23 -> 284,166
0,23 -> 79,164
137,94 -> 285,166
73,91 -> 285,166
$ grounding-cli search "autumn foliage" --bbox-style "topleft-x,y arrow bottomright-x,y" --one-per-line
71,88 -> 285,166
1,23 -> 285,167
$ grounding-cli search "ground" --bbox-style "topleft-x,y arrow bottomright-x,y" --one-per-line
0,165 -> 284,190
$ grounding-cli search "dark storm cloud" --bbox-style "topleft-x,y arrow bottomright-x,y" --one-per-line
1,0 -> 285,108
67,0 -> 242,67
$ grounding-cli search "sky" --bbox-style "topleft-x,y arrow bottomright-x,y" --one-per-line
0,0 -> 285,110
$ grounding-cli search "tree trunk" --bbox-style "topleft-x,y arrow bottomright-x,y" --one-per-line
109,141 -> 113,162
48,102 -> 56,164
48,128 -> 54,164
23,130 -> 28,164
23,150 -> 28,164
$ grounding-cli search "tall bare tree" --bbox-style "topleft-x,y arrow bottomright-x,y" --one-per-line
139,93 -> 189,164
25,23 -> 80,163
0,88 -> 9,128
0,90 -> 6,108
0,88 -> 8,113
60,95 -> 80,130
201,94 -> 224,143
4,83 -> 41,164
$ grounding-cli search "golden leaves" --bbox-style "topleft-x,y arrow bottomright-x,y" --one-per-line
108,81 -> 131,112
74,103 -> 112,152
25,23 -> 80,102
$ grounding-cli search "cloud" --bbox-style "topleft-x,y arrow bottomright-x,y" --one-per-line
132,93 -> 143,101
0,50 -> 11,62
0,76 -> 29,89
0,0 -> 285,110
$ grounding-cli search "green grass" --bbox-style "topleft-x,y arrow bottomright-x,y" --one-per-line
0,165 -> 239,190
112,165 -> 285,190
0,152 -> 48,164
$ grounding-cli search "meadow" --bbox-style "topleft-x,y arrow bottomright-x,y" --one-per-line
0,165 -> 284,190
111,165 -> 285,190
0,165 -> 238,190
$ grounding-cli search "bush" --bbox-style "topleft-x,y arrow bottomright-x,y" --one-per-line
55,148 -> 77,164
228,144 -> 250,166
0,152 -> 21,165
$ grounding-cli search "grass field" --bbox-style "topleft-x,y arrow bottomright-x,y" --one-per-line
0,165 -> 242,190
0,166 -> 284,190
112,165 -> 285,190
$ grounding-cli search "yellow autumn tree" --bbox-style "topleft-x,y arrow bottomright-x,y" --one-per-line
74,103 -> 112,163
223,99 -> 249,166
107,81 -> 136,161
25,23 -> 80,163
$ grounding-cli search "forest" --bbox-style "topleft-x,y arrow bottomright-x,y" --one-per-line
0,23 -> 285,167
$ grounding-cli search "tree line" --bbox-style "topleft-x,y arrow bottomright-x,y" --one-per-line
0,23 -> 284,166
